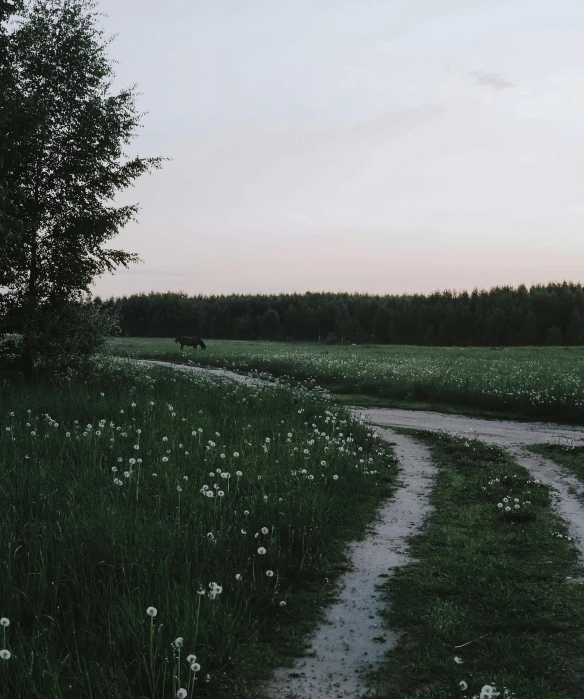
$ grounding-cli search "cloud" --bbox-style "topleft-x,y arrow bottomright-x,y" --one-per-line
471,70 -> 515,90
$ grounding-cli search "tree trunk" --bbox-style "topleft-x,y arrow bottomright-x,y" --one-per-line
22,223 -> 38,378
23,149 -> 41,379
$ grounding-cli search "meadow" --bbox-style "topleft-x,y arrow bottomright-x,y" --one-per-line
0,356 -> 397,698
109,338 -> 584,424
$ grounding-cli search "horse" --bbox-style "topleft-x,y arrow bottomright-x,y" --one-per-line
175,335 -> 207,350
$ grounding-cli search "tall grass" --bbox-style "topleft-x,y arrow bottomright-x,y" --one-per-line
109,339 -> 584,423
0,357 -> 396,698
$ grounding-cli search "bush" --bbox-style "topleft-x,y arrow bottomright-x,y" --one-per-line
22,300 -> 120,379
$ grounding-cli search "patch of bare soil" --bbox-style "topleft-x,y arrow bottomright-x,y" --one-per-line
263,429 -> 436,699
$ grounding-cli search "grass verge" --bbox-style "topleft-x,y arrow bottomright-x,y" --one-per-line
107,338 -> 584,426
0,357 -> 397,699
371,429 -> 584,699
526,444 -> 584,502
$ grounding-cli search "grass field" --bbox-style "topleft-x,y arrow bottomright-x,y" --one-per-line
109,338 -> 584,424
373,429 -> 584,699
0,356 -> 397,698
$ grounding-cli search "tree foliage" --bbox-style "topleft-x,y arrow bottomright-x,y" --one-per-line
0,0 -> 166,373
101,282 -> 584,347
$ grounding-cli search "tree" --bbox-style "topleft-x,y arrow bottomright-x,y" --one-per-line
0,0 -> 27,292
520,310 -> 538,345
567,309 -> 584,345
372,305 -> 391,343
260,309 -> 281,340
1,0 -> 167,375
546,325 -> 564,346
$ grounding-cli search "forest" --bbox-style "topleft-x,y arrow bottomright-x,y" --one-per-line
98,281 -> 584,346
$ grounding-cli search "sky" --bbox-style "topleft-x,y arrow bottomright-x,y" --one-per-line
91,0 -> 584,299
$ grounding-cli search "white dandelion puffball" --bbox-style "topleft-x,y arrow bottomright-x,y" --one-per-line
459,680 -> 468,690
174,637 -> 184,648
279,600 -> 286,607
177,689 -> 187,699
146,606 -> 157,618
454,656 -> 463,664
261,527 -> 269,535
0,618 -> 9,627
186,654 -> 196,663
257,547 -> 266,555
236,573 -> 242,580
0,650 -> 11,660
266,570 -> 274,577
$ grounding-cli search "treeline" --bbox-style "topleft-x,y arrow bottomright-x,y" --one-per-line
98,282 -> 584,346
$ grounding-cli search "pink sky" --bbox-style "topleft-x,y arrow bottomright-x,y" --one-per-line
91,0 -> 584,299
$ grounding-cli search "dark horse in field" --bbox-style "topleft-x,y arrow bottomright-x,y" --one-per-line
175,336 -> 207,350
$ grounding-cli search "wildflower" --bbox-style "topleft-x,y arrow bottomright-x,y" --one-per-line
279,601 -> 286,607
236,471 -> 243,477
257,547 -> 266,555
0,650 -> 11,660
191,662 -> 201,672
454,656 -> 463,664
459,680 -> 468,690
0,618 -> 9,627
177,689 -> 187,699
233,451 -> 239,457
196,588 -> 205,596
146,607 -> 157,617
333,475 -> 339,480
244,510 -> 249,516
174,637 -> 184,648
205,491 -> 214,498
133,444 -> 139,450
266,570 -> 274,577
236,574 -> 242,580
114,478 -> 123,486
217,491 -> 225,497
261,527 -> 269,535
162,457 -> 169,462
124,471 -> 130,478
186,654 -> 196,663
241,529 -> 247,535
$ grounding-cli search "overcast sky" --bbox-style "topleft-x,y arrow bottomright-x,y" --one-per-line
91,0 -> 584,299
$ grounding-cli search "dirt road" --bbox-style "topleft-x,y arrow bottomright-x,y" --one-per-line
140,361 -> 584,697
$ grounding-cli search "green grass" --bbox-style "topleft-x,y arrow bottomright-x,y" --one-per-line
370,429 -> 584,699
527,444 -> 584,502
108,338 -> 584,424
0,356 -> 397,698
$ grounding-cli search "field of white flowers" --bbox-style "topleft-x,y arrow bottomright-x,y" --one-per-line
0,357 -> 397,698
111,339 -> 584,423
